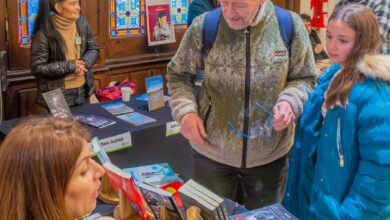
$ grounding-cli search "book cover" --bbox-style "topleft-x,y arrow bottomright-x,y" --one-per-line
160,181 -> 184,209
103,162 -> 148,219
139,182 -> 185,220
145,75 -> 165,111
124,163 -> 183,186
117,112 -> 156,126
229,203 -> 298,220
100,101 -> 134,115
90,137 -> 111,165
146,0 -> 176,46
73,114 -> 116,129
42,88 -> 72,119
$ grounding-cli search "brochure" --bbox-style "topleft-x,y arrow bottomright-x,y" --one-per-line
146,75 -> 165,111
100,101 -> 134,115
72,114 -> 116,129
117,112 -> 156,126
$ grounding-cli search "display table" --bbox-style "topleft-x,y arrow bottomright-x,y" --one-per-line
0,97 -> 194,179
0,97 -> 249,218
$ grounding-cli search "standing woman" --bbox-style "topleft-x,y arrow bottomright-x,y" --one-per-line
284,4 -> 390,219
31,0 -> 99,107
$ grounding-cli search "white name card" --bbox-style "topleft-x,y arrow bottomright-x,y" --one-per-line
99,132 -> 132,153
166,121 -> 181,137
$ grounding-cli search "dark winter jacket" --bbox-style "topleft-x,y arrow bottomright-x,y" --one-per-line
31,15 -> 99,107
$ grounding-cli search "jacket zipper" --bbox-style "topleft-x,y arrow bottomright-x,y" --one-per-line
203,100 -> 212,132
337,117 -> 344,168
241,27 -> 251,168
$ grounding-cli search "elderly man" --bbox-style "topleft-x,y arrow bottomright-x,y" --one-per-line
336,0 -> 389,54
167,0 -> 316,209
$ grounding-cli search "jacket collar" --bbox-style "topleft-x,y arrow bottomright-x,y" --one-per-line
357,55 -> 390,82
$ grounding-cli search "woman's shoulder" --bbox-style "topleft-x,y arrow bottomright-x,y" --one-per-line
76,15 -> 90,27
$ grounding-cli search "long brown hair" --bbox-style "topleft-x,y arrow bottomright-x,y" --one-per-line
325,4 -> 381,109
0,117 -> 90,220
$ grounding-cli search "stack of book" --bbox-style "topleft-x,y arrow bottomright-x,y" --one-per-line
178,180 -> 229,220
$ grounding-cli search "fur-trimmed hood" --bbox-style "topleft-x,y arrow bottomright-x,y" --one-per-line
357,55 -> 390,82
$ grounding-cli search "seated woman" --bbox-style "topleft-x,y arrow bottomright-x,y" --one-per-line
31,0 -> 99,108
0,117 -> 105,219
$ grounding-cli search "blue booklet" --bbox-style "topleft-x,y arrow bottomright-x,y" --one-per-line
90,137 -> 111,164
73,114 -> 116,129
100,101 -> 134,115
117,112 -> 156,126
124,163 -> 183,186
229,203 -> 298,220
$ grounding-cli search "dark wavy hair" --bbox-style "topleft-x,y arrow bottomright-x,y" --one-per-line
33,0 -> 66,60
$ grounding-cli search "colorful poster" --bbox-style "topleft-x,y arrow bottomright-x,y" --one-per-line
146,0 -> 176,46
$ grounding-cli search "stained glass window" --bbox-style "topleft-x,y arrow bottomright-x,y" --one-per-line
170,0 -> 189,30
110,0 -> 145,38
18,0 -> 40,47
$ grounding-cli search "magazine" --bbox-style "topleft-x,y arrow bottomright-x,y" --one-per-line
100,101 -> 134,115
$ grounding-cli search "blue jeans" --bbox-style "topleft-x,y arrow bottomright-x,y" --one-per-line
191,149 -> 288,210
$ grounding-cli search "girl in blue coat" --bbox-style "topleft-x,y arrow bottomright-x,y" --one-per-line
284,4 -> 390,219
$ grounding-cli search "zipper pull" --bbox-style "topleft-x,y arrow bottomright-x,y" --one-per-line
243,27 -> 250,34
339,155 -> 344,167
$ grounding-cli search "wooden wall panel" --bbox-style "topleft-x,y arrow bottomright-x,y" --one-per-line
97,0 -> 184,60
0,0 -> 6,51
81,0 -> 99,38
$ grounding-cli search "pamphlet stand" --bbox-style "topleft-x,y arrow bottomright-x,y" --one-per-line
113,189 -> 155,220
99,175 -> 119,205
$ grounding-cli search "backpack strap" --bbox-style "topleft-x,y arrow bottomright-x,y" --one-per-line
274,6 -> 294,54
201,5 -> 294,65
201,7 -> 222,69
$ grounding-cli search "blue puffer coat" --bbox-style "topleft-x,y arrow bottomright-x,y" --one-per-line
283,55 -> 390,220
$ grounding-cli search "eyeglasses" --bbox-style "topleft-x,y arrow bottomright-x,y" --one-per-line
227,102 -> 274,139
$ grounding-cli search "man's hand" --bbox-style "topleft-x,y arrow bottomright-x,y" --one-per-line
272,101 -> 295,131
75,60 -> 87,76
180,112 -> 208,145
